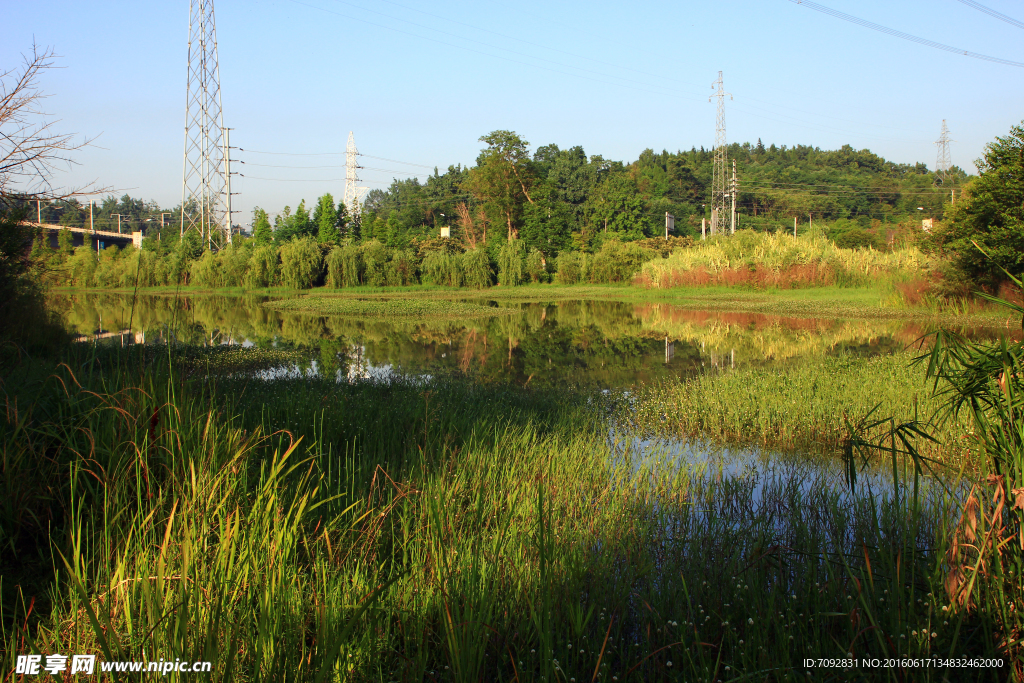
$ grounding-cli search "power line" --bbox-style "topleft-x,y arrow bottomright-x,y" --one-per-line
286,0 -> 699,104
237,160 -> 424,176
237,147 -> 439,169
788,0 -> 1024,68
955,0 -> 1024,30
238,147 -> 344,156
319,0 -> 693,97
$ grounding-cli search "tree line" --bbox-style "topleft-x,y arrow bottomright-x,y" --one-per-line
33,130 -> 965,255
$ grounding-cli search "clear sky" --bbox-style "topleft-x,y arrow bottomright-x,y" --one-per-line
4,0 -> 1023,225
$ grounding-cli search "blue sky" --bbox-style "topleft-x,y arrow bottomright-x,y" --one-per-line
4,0 -> 1023,224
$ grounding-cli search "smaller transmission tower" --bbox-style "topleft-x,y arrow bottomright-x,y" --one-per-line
934,120 -> 953,186
709,71 -> 732,236
343,131 -> 364,220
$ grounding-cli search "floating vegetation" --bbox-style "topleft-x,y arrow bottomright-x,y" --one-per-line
262,296 -> 516,320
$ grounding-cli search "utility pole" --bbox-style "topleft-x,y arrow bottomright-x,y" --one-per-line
730,159 -> 737,235
934,120 -> 953,187
36,200 -> 41,224
793,216 -> 797,238
90,200 -> 94,232
702,217 -> 706,240
110,213 -> 126,234
665,212 -> 674,240
224,127 -> 233,244
709,71 -> 731,236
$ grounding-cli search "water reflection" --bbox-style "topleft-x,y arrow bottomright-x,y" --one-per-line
51,292 -> 1012,389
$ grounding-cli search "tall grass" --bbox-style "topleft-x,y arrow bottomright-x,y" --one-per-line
2,340 -> 1018,681
630,352 -> 973,466
638,230 -> 936,290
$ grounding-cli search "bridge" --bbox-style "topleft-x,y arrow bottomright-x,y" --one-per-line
29,222 -> 143,251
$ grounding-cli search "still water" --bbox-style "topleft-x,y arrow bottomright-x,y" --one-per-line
50,292 -> 1008,390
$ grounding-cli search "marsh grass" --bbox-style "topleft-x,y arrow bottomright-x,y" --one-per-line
637,232 -> 936,291
2,340 -> 1018,682
629,353 -> 974,467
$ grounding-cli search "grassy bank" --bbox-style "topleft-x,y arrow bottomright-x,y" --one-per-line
3,340 -> 1022,681
263,297 -> 518,320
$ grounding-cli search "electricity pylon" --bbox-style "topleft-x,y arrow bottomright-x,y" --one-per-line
709,71 -> 732,236
934,120 -> 953,186
181,0 -> 230,245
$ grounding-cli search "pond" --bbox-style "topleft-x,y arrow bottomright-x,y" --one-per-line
49,291 -> 1009,390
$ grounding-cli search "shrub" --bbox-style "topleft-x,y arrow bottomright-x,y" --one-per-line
361,240 -> 388,287
555,251 -> 588,284
497,237 -> 526,286
525,248 -> 547,283
390,249 -> 417,286
590,239 -> 656,283
279,236 -> 323,289
219,244 -> 252,287
422,250 -> 463,287
93,245 -> 125,288
190,250 -> 222,288
461,249 -> 492,289
324,243 -> 360,288
67,246 -> 97,287
246,245 -> 279,288
832,228 -> 882,250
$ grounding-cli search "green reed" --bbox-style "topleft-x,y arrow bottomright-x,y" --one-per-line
1,342 -> 1017,681
629,352 -> 975,468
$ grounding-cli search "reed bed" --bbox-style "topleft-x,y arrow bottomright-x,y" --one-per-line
628,352 -> 973,466
2,340 -> 1019,682
637,231 -> 937,290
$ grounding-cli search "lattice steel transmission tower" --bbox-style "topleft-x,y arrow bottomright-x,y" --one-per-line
709,71 -> 732,236
181,0 -> 230,245
343,131 -> 364,221
934,119 -> 953,186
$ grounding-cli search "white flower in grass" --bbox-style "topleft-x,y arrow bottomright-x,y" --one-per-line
666,661 -> 673,668
748,618 -> 754,625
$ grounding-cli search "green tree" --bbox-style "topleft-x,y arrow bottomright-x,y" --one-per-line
252,208 -> 273,246
336,200 -> 350,238
293,199 -> 313,239
314,193 -> 341,244
467,130 -> 536,240
938,120 -> 1024,288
